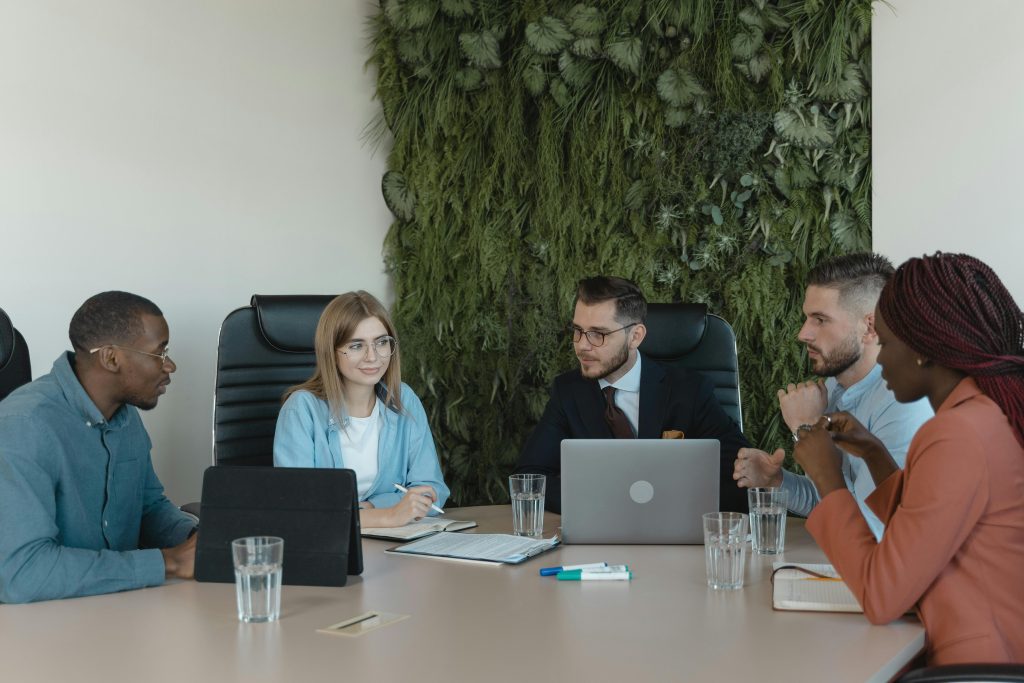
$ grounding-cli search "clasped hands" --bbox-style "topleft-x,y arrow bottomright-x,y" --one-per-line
735,376 -> 884,499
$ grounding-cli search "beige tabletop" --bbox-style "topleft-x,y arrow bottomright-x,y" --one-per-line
0,506 -> 923,683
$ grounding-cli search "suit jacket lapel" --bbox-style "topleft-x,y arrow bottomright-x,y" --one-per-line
637,355 -> 667,438
574,377 -> 614,438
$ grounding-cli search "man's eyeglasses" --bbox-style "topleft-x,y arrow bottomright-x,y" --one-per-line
89,345 -> 172,364
570,323 -> 637,347
339,335 -> 398,361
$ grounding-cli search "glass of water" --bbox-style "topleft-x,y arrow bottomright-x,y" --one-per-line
703,512 -> 748,590
232,536 -> 284,623
747,487 -> 788,555
509,474 -> 545,537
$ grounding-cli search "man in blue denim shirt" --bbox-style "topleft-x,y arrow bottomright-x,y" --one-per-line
0,292 -> 197,603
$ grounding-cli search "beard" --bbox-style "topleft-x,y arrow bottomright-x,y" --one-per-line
578,339 -> 630,380
808,333 -> 862,377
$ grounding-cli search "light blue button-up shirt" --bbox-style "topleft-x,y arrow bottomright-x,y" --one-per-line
781,363 -> 933,539
0,353 -> 196,603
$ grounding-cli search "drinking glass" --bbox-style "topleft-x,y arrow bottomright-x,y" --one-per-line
232,536 -> 284,623
703,512 -> 748,590
748,487 -> 788,555
509,474 -> 545,537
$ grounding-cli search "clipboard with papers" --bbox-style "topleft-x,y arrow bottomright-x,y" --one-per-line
385,531 -> 560,565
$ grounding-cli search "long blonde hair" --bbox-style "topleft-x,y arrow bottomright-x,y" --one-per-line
283,291 -> 403,420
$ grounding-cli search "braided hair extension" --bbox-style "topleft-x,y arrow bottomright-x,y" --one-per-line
878,253 -> 1024,446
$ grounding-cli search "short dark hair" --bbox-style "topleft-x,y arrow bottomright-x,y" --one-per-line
575,276 -> 647,323
69,291 -> 163,352
807,252 -> 895,315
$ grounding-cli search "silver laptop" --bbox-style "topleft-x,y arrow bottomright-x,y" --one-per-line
560,439 -> 720,544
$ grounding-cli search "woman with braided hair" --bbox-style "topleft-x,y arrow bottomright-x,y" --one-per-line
792,252 -> 1024,665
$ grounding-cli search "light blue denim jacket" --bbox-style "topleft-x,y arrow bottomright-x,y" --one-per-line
273,383 -> 449,512
0,353 -> 195,603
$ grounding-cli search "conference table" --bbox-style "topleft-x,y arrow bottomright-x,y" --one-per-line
0,506 -> 924,683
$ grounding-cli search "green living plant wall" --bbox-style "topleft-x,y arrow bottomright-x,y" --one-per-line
369,0 -> 873,505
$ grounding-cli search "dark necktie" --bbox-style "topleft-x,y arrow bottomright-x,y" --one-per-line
602,386 -> 635,439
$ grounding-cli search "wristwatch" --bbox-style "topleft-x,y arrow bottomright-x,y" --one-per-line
791,415 -> 832,442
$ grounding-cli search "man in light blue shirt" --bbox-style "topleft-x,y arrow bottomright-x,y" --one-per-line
0,292 -> 197,603
733,253 -> 932,539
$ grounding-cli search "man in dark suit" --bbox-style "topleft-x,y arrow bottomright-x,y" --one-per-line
515,276 -> 748,513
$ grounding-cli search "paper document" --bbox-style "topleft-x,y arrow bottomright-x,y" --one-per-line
771,562 -> 862,613
361,519 -> 477,542
387,531 -> 559,564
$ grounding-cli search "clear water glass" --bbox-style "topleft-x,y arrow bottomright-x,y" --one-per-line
509,474 -> 545,537
748,487 -> 788,555
703,512 -> 748,590
232,536 -> 284,623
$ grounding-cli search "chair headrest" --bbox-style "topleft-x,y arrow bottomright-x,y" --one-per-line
640,303 -> 708,358
251,295 -> 338,353
0,307 -> 15,369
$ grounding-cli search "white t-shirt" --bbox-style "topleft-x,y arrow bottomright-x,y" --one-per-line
338,399 -> 382,499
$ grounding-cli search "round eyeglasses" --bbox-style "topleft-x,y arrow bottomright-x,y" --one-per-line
570,323 -> 637,347
339,335 -> 398,361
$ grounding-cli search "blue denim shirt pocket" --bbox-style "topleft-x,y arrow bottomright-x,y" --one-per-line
105,457 -> 143,551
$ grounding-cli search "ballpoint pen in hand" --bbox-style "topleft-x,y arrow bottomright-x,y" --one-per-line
393,483 -> 445,515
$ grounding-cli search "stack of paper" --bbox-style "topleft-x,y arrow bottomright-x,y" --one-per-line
386,532 -> 559,565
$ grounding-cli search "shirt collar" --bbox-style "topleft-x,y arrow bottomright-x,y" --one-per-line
835,363 -> 883,407
52,351 -> 126,428
598,353 -> 642,393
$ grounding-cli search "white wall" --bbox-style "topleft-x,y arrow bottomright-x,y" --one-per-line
0,1 -> 393,503
873,0 -> 1024,301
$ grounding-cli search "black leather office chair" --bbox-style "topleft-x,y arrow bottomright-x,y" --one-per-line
213,295 -> 337,468
896,665 -> 1024,683
0,306 -> 32,402
639,303 -> 743,430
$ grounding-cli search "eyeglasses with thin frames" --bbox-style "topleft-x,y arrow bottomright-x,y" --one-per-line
89,345 -> 172,365
339,335 -> 398,361
570,323 -> 638,347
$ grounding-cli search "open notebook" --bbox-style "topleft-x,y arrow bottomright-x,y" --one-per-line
771,563 -> 862,613
361,518 -> 477,542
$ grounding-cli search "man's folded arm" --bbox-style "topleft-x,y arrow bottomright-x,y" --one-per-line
0,420 -> 165,603
139,454 -> 197,549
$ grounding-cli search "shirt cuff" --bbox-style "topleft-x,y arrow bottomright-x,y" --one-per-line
133,548 -> 167,588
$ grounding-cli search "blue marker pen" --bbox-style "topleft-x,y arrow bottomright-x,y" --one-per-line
539,562 -> 608,577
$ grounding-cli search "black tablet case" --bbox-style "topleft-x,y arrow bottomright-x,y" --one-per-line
194,466 -> 363,586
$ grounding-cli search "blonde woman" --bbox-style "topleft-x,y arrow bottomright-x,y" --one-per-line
273,291 -> 449,528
